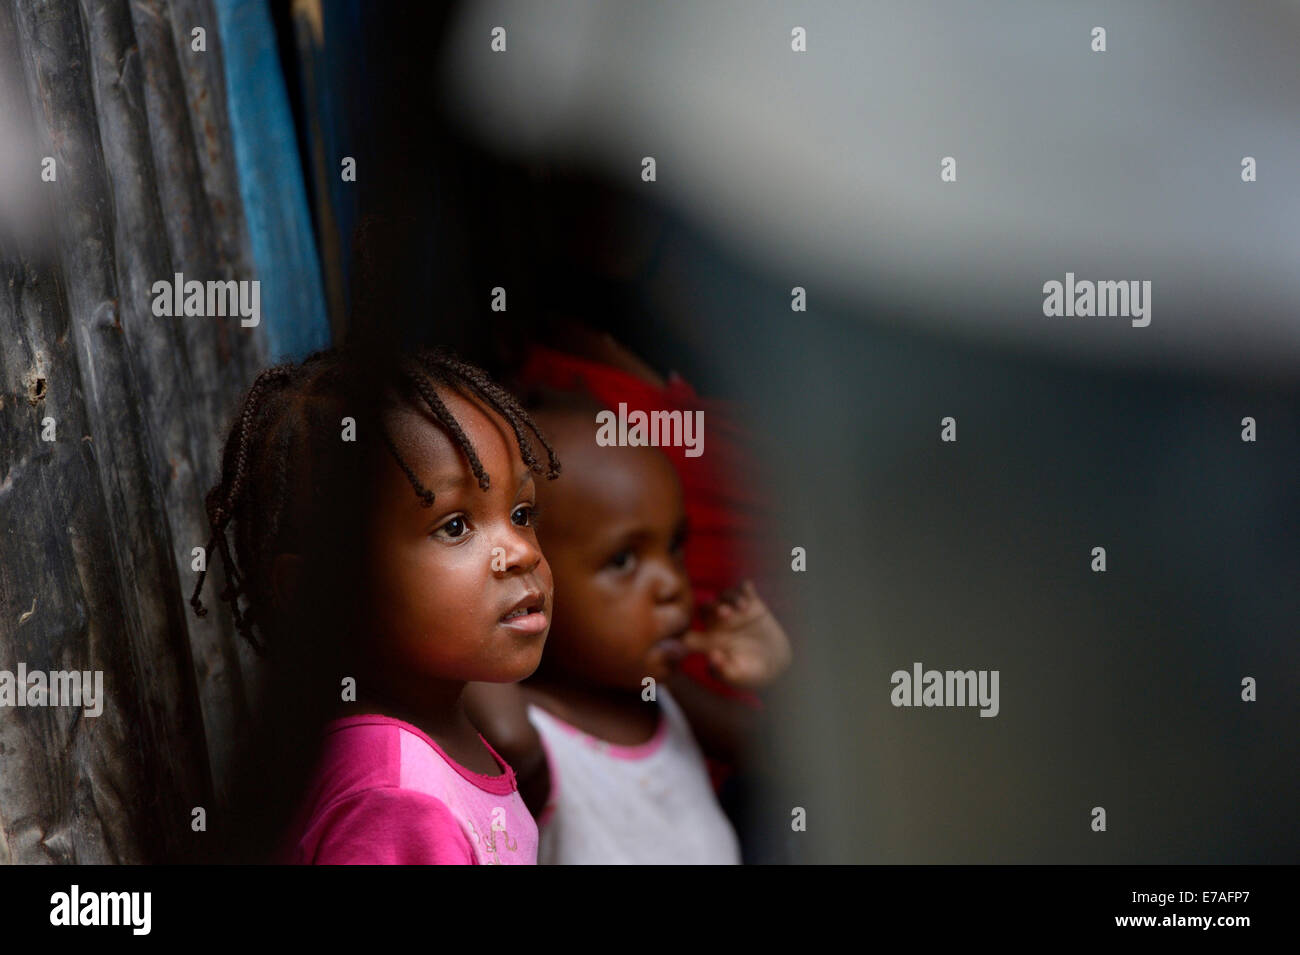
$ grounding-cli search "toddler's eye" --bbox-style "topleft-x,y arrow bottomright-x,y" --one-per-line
670,521 -> 688,555
436,516 -> 468,539
608,549 -> 637,572
511,505 -> 534,527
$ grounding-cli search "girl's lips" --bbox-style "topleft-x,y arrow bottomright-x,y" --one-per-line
499,609 -> 548,635
499,589 -> 547,633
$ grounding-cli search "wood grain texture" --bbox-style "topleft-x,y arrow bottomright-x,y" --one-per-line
1,0 -> 273,863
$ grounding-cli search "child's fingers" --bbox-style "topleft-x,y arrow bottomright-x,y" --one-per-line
704,647 -> 730,683
714,580 -> 761,618
717,584 -> 743,607
725,580 -> 759,615
696,600 -> 721,629
680,629 -> 715,654
709,647 -> 766,688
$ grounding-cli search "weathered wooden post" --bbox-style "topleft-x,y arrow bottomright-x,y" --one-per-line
0,0 -> 325,863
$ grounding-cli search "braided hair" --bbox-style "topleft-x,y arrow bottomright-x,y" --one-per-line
189,344 -> 560,654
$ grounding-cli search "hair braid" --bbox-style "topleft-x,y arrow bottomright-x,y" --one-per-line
418,350 -> 561,480
401,360 -> 491,490
379,425 -> 436,507
189,364 -> 293,651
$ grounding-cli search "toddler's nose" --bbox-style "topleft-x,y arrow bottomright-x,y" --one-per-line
651,559 -> 689,606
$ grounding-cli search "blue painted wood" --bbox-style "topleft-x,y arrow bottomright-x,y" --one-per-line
212,0 -> 331,362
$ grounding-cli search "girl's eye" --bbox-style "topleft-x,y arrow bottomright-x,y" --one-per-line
511,505 -> 534,527
437,516 -> 468,539
608,550 -> 636,572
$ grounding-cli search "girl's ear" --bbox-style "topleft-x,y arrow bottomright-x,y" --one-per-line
271,553 -> 303,610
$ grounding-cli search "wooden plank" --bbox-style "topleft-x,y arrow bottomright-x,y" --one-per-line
94,0 -> 261,809
0,0 -> 162,863
164,0 -> 280,757
8,0 -> 213,863
0,239 -> 149,864
1,0 -> 332,863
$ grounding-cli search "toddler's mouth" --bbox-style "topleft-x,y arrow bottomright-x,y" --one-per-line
658,617 -> 691,645
649,618 -> 692,664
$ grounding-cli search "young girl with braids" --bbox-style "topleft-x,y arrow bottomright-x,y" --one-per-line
189,345 -> 560,864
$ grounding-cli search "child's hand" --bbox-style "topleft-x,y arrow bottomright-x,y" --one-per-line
681,580 -> 791,690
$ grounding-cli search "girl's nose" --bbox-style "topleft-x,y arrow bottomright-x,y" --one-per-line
496,526 -> 543,575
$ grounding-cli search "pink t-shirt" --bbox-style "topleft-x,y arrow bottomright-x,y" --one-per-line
282,714 -> 537,865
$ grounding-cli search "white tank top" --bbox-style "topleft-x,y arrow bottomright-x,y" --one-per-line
526,688 -> 742,864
